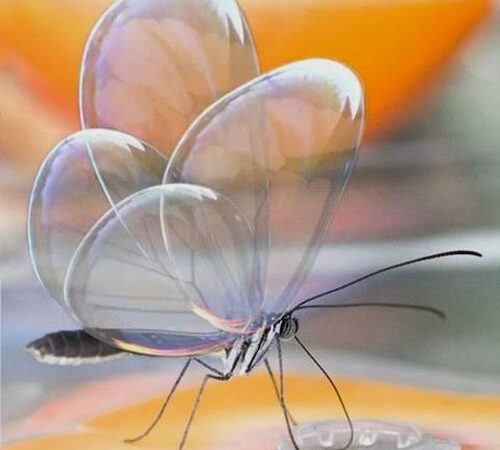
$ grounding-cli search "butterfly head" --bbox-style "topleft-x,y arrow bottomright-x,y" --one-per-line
276,315 -> 299,342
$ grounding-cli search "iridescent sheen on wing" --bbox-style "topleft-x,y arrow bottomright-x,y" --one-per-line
64,184 -> 256,356
28,129 -> 166,307
80,0 -> 259,156
165,59 -> 364,323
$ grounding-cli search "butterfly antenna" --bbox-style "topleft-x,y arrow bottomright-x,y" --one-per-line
291,250 -> 482,312
295,336 -> 354,450
125,358 -> 192,444
296,302 -> 446,320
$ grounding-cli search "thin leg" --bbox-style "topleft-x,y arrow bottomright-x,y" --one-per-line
277,341 -> 300,442
125,359 -> 192,444
178,372 -> 229,450
178,349 -> 241,449
265,356 -> 298,426
264,358 -> 300,450
193,357 -> 225,377
295,336 -> 354,450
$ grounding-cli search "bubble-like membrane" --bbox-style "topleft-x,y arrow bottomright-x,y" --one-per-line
28,129 -> 166,308
64,184 -> 256,355
80,0 -> 259,156
165,59 -> 364,320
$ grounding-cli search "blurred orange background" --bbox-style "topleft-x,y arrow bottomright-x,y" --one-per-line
5,373 -> 500,450
0,0 -> 492,165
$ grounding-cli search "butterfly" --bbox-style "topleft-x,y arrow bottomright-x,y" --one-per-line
26,1 -> 481,449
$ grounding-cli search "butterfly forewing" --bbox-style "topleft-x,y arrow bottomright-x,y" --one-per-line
164,59 -> 364,323
80,0 -> 260,157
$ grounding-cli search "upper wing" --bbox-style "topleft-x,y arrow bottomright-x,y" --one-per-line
80,0 -> 259,156
164,59 -> 364,323
28,129 -> 167,307
63,184 -> 256,356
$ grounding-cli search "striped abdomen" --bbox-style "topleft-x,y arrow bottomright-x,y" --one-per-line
26,330 -> 126,365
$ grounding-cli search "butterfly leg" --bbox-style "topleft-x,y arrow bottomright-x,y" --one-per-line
264,355 -> 298,426
193,357 -> 225,377
294,335 -> 354,450
266,339 -> 302,449
177,371 -> 230,450
124,358 -> 193,444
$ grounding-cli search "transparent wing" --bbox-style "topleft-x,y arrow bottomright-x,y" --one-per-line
80,0 -> 259,156
165,59 -> 364,323
28,129 -> 167,306
64,184 -> 256,356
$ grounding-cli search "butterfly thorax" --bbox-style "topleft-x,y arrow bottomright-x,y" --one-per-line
223,316 -> 299,376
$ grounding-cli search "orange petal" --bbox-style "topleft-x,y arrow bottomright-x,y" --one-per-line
0,0 -> 491,138
240,0 -> 492,139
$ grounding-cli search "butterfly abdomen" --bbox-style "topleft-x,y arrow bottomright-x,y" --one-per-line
26,330 -> 126,365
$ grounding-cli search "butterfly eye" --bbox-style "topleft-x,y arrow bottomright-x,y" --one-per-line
277,316 -> 299,341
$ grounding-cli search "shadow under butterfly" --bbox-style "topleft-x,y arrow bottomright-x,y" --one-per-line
26,1 -> 482,449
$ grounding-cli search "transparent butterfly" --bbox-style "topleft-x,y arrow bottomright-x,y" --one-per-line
26,1 -> 480,449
